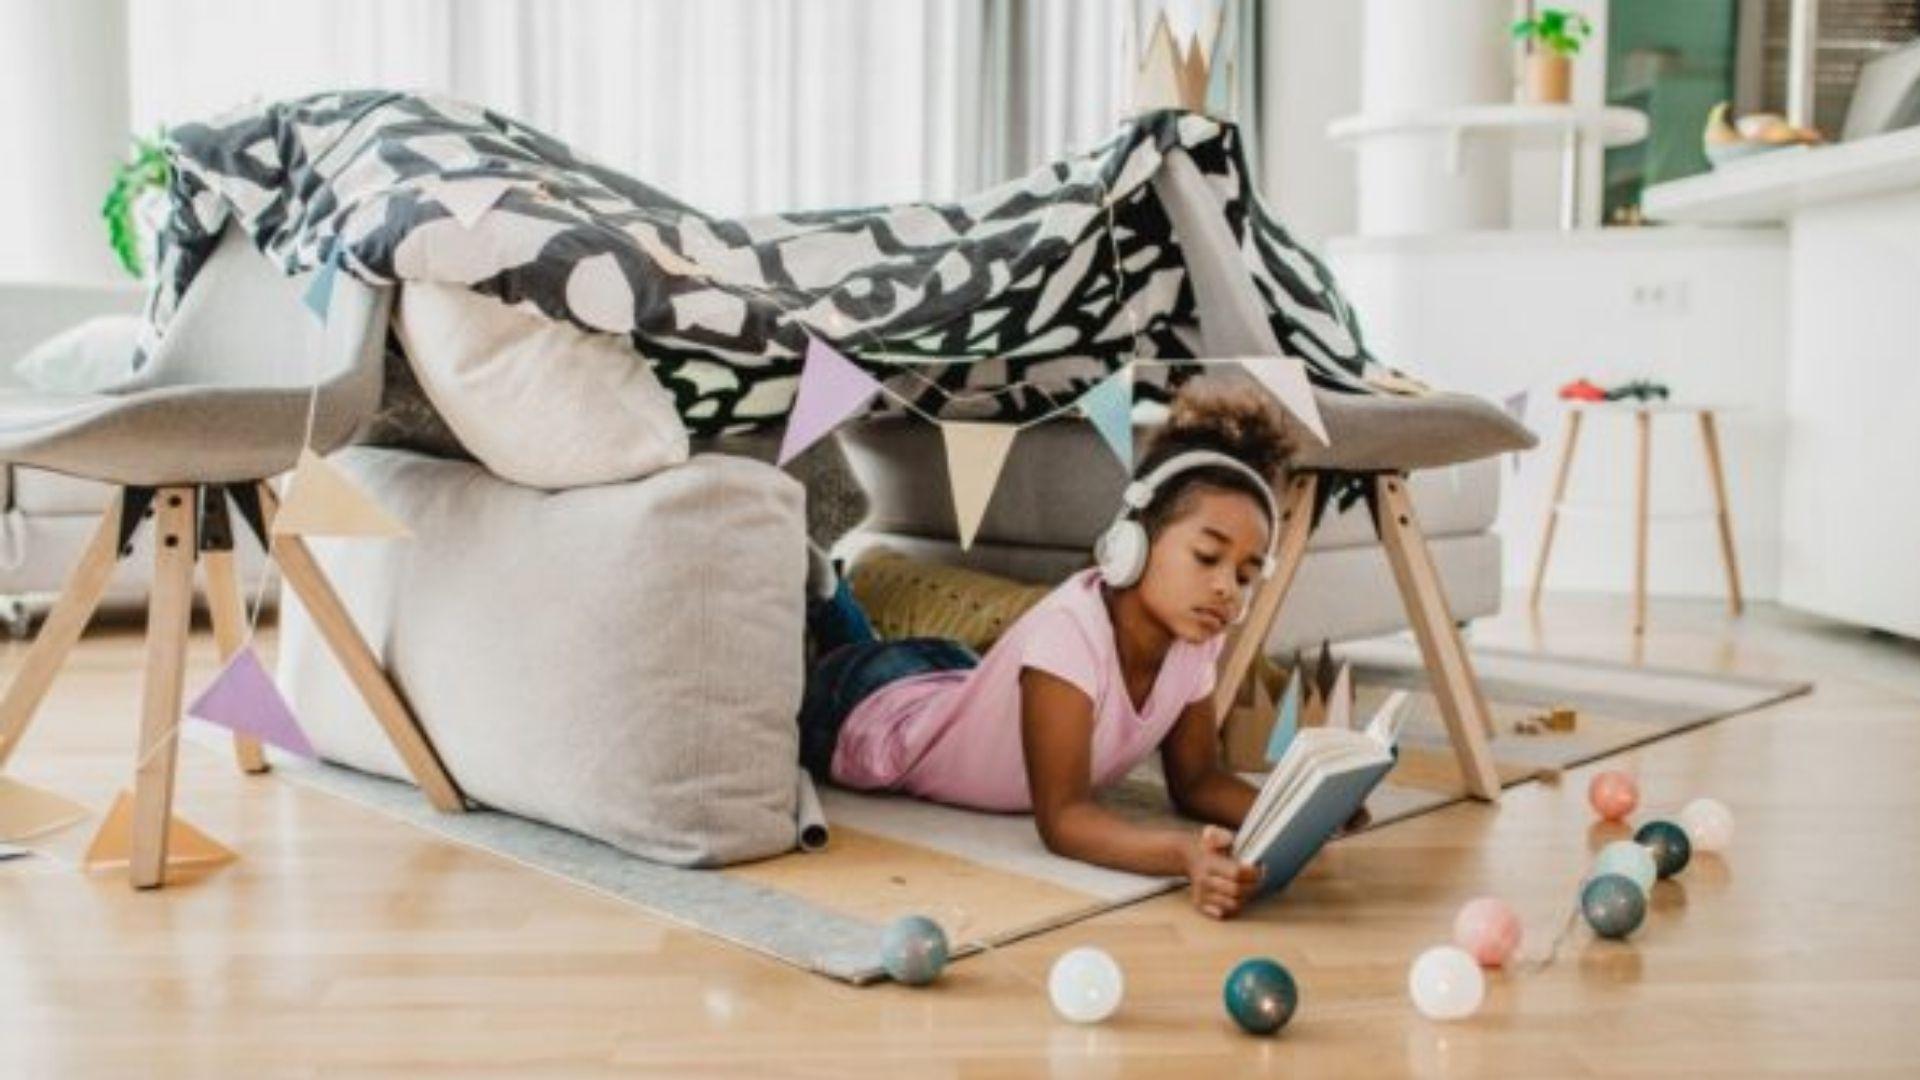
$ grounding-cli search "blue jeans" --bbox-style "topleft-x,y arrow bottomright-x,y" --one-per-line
798,582 -> 976,780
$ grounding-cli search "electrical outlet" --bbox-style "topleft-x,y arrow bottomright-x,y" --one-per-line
1629,279 -> 1690,316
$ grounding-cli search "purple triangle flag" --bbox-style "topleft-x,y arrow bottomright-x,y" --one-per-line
778,337 -> 883,466
187,647 -> 317,759
1503,389 -> 1530,474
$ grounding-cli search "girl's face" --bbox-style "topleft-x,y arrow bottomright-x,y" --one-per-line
1135,486 -> 1271,643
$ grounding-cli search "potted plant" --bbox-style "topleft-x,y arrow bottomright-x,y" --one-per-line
101,128 -> 172,280
1509,7 -> 1591,105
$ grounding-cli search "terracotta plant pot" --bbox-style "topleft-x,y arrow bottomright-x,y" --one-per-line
1523,53 -> 1572,104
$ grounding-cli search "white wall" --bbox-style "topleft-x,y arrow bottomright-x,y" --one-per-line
1329,228 -> 1790,602
1256,0 -> 1359,249
0,0 -> 131,284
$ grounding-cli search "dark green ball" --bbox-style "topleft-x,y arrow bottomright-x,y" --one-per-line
1634,819 -> 1692,878
880,915 -> 948,986
1224,958 -> 1299,1036
1581,873 -> 1648,939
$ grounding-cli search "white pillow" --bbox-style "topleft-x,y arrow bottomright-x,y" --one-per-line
14,315 -> 142,393
394,282 -> 689,489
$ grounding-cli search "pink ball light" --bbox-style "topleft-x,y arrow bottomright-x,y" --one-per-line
1587,770 -> 1640,822
1452,897 -> 1523,967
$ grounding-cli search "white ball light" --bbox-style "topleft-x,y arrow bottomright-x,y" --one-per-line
1593,839 -> 1658,895
1408,945 -> 1485,1021
1048,947 -> 1125,1024
1679,797 -> 1735,853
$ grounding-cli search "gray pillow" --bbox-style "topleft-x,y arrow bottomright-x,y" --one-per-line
276,447 -> 809,867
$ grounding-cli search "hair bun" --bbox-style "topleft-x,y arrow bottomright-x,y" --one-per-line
1149,379 -> 1293,482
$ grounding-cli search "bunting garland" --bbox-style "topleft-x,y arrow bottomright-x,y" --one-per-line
777,337 -> 1327,555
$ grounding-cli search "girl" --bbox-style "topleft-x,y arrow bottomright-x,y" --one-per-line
801,382 -> 1289,920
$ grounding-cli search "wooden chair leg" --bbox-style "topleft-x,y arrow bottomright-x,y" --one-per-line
130,488 -> 199,889
202,548 -> 268,774
1633,410 -> 1652,636
1529,409 -> 1583,609
1212,473 -> 1319,722
1697,411 -> 1744,617
1374,475 -> 1502,801
0,496 -> 126,770
256,483 -> 465,813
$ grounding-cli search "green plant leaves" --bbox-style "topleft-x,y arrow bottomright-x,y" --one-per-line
101,128 -> 173,279
1508,8 -> 1591,58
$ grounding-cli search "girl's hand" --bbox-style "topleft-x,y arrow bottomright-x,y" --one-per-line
1184,825 -> 1263,920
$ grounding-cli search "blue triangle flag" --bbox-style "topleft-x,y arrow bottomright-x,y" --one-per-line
302,248 -> 342,320
1266,668 -> 1301,764
1079,371 -> 1134,469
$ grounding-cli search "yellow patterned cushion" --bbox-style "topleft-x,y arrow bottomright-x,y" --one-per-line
847,551 -> 1054,653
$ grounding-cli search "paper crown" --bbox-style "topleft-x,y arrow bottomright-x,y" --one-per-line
1132,7 -> 1237,118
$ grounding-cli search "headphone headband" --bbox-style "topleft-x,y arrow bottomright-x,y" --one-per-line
1118,450 -> 1281,578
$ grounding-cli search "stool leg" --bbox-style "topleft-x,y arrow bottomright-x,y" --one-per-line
1633,411 -> 1652,636
1375,475 -> 1502,801
1212,473 -> 1318,723
1697,411 -> 1745,617
1529,410 -> 1583,609
130,488 -> 198,889
202,549 -> 268,774
257,482 -> 465,813
0,497 -> 126,770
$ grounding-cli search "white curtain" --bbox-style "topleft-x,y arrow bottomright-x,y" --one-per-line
127,0 -> 1207,218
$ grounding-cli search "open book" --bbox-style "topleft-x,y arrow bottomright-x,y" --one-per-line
1233,691 -> 1410,899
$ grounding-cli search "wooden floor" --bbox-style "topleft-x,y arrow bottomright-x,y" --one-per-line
3,591 -> 1918,1077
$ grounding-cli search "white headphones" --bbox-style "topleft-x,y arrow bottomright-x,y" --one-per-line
1093,451 -> 1282,616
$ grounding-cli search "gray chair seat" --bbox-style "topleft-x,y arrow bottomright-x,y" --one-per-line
0,228 -> 386,488
1291,388 -> 1535,473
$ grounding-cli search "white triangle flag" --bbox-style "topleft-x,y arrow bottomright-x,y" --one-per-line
272,449 -> 412,539
1133,13 -> 1187,114
941,422 -> 1019,551
1235,355 -> 1330,446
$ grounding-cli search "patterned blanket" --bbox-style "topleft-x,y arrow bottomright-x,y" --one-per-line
152,90 -> 1386,436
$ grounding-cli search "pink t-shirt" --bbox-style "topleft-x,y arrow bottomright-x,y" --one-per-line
830,567 -> 1225,812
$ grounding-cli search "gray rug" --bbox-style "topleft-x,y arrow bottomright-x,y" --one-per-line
267,641 -> 1808,984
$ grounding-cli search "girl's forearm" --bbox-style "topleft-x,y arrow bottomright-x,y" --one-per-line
1036,799 -> 1193,878
1172,768 -> 1261,830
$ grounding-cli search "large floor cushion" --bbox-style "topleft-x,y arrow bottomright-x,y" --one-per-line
276,447 -> 810,867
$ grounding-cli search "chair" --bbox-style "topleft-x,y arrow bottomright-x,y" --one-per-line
1152,147 -> 1535,801
0,227 -> 466,889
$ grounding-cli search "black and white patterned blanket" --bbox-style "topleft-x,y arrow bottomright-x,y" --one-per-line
151,90 -> 1386,436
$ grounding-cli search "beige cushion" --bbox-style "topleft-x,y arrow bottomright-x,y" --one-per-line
394,283 -> 689,489
277,447 -> 809,867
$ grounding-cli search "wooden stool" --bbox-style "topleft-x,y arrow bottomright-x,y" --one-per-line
1529,402 -> 1743,634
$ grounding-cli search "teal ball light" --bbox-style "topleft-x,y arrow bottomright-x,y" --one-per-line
880,915 -> 949,986
1581,873 -> 1648,939
1634,819 -> 1692,878
1224,958 -> 1299,1036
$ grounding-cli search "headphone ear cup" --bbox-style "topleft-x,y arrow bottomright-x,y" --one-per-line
1094,520 -> 1148,588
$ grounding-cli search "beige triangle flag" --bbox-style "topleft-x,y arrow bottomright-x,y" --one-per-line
1179,36 -> 1209,112
82,790 -> 237,875
0,776 -> 90,842
272,448 -> 412,539
941,422 -> 1019,552
1133,13 -> 1187,114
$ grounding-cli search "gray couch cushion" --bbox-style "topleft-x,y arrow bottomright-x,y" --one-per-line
836,417 -> 1501,552
276,447 -> 810,867
9,467 -> 117,516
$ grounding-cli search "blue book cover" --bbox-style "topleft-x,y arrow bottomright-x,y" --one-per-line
1245,757 -> 1394,900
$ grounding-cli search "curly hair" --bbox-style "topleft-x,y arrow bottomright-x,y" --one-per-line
1134,380 -> 1293,542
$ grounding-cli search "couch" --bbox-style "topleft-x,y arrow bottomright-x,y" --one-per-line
832,415 -> 1504,657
